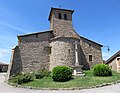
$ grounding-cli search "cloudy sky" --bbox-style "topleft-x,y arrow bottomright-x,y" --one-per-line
0,0 -> 120,63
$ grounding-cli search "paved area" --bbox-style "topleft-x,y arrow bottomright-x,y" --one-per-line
0,73 -> 120,93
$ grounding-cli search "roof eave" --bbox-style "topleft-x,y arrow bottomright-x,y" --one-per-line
106,50 -> 120,64
80,36 -> 103,47
17,30 -> 53,38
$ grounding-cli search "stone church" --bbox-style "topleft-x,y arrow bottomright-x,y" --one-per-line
7,8 -> 103,77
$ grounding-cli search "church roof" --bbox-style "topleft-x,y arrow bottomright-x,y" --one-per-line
17,30 -> 53,37
80,36 -> 103,47
106,50 -> 120,64
17,29 -> 102,47
72,29 -> 103,47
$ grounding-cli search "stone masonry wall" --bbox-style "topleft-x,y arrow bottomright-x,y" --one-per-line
7,46 -> 22,79
50,9 -> 79,38
19,41 -> 50,72
80,37 -> 103,69
50,37 -> 80,71
108,59 -> 117,72
18,31 -> 54,43
18,32 -> 53,73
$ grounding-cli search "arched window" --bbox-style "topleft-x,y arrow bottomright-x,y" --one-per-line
58,13 -> 62,19
64,14 -> 67,20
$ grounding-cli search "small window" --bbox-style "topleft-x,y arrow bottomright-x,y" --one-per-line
58,13 -> 62,19
44,46 -> 51,54
48,47 -> 51,54
68,49 -> 70,54
89,55 -> 92,61
64,14 -> 67,20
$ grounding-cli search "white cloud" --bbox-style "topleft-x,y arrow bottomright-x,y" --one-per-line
0,48 -> 11,63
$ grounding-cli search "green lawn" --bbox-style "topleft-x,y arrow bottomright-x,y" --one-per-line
21,70 -> 120,89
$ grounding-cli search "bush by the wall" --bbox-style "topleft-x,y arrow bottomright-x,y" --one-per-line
42,69 -> 51,77
93,64 -> 112,76
9,73 -> 34,84
35,69 -> 51,79
9,69 -> 51,84
52,66 -> 73,82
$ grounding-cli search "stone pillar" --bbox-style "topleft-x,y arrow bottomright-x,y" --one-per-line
75,41 -> 79,66
73,41 -> 84,76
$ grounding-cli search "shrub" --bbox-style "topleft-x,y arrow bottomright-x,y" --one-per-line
42,69 -> 51,77
52,66 -> 73,82
35,69 -> 51,79
93,64 -> 112,76
9,73 -> 34,84
35,71 -> 44,79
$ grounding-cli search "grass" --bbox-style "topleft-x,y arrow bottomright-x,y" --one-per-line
21,70 -> 120,89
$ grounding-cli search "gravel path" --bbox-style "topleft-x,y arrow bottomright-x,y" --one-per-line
0,73 -> 120,93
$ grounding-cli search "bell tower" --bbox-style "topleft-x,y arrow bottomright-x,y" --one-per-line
48,7 -> 78,38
